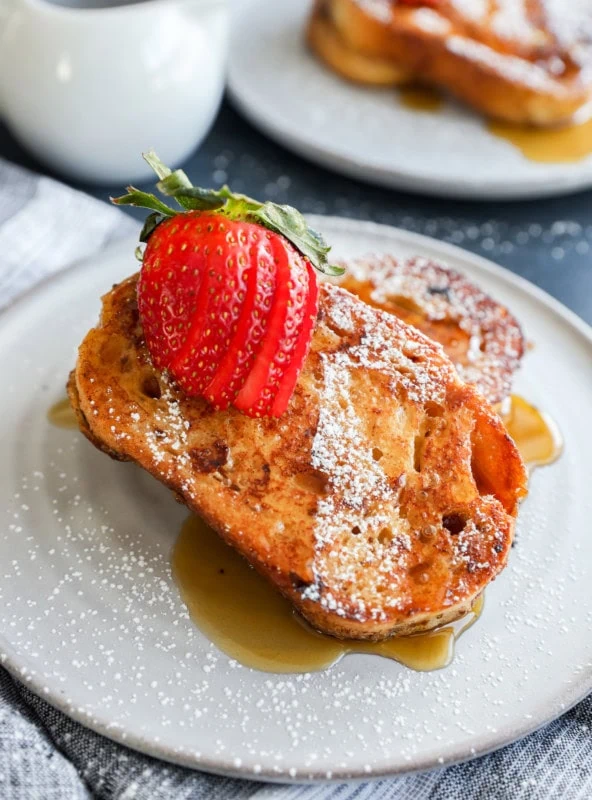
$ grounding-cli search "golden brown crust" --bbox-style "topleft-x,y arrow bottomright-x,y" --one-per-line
336,254 -> 524,405
70,275 -> 527,640
307,0 -> 592,126
307,2 -> 411,85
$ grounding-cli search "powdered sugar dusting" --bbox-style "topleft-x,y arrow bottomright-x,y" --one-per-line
298,286 -> 517,626
411,7 -> 451,35
354,0 -> 393,24
543,0 -> 592,71
305,351 -> 409,619
446,35 -> 566,94
339,254 -> 524,405
491,0 -> 538,45
449,0 -> 488,22
353,0 -> 592,91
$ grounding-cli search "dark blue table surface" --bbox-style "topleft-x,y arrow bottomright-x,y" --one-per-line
2,99 -> 591,323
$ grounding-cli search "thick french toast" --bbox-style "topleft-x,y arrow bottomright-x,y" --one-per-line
308,0 -> 592,126
335,254 -> 524,406
68,276 -> 526,639
69,275 -> 527,640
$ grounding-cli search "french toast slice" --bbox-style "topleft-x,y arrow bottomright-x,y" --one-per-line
69,275 -> 527,640
308,0 -> 592,126
335,254 -> 524,406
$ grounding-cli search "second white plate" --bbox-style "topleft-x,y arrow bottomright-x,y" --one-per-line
228,0 -> 592,200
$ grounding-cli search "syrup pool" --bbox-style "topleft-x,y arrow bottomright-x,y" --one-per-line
397,86 -> 592,163
47,397 -> 78,428
172,515 -> 484,674
502,394 -> 563,471
487,117 -> 592,164
398,86 -> 444,113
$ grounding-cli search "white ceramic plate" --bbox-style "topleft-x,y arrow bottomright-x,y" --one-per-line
228,0 -> 592,200
1,218 -> 591,783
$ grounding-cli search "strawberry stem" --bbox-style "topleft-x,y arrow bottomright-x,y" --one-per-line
143,150 -> 172,182
111,151 -> 344,276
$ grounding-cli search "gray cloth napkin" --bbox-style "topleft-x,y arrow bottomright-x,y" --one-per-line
1,158 -> 591,800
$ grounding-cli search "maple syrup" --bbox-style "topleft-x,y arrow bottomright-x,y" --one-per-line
396,85 -> 592,163
172,515 -> 484,674
47,397 -> 78,429
502,394 -> 563,470
487,117 -> 592,163
398,86 -> 443,112
47,389 -> 559,672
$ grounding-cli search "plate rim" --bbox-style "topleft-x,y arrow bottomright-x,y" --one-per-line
228,0 -> 592,202
1,217 -> 592,783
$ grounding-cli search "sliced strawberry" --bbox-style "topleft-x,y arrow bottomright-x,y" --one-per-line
137,215 -> 204,370
271,262 -> 319,417
170,218 -> 255,395
242,253 -> 310,417
204,231 -> 277,409
233,238 -> 310,417
113,151 -> 343,419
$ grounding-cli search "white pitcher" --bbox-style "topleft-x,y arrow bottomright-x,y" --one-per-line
0,0 -> 228,183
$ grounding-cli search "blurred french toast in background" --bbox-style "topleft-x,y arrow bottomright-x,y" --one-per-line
307,0 -> 592,126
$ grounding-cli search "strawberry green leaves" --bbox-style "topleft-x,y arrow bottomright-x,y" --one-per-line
111,151 -> 343,277
113,189 -> 176,217
251,202 -> 340,277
